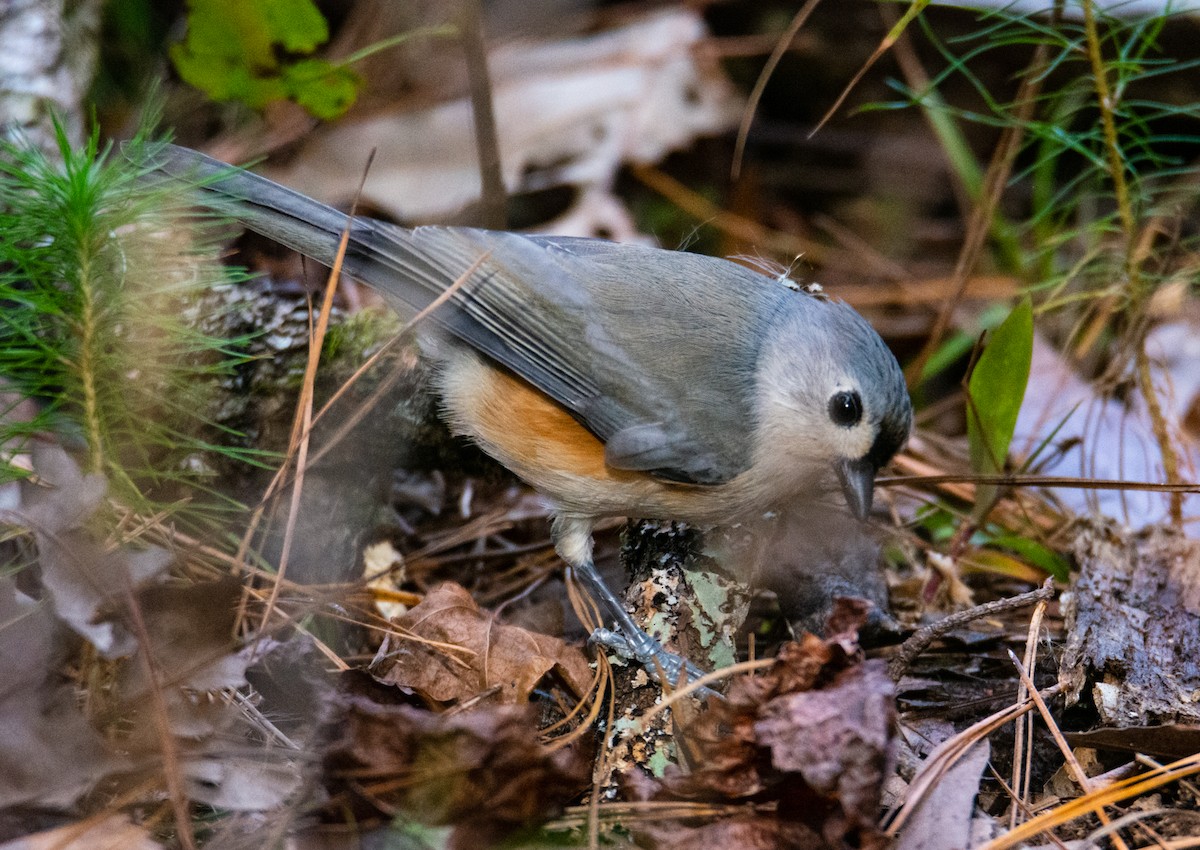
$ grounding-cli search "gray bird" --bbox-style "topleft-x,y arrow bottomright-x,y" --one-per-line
149,145 -> 912,685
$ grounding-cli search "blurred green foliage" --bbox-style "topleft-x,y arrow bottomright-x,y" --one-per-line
0,124 -> 265,524
170,0 -> 361,119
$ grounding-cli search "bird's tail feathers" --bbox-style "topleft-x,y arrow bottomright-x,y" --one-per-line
145,144 -> 353,271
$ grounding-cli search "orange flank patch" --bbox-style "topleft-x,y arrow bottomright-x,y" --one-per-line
468,363 -> 641,484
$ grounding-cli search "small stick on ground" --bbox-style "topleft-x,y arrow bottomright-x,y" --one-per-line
888,579 -> 1055,681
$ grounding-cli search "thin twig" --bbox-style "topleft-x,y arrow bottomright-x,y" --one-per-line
730,0 -> 824,181
1009,651 -> 1132,850
879,471 -> 1200,494
1080,0 -> 1183,522
888,580 -> 1055,681
459,0 -> 506,229
636,658 -> 776,729
122,581 -> 196,850
905,6 -> 1056,383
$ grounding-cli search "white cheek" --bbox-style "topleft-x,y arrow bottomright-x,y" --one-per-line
830,423 -> 875,459
753,381 -> 872,470
753,403 -> 826,472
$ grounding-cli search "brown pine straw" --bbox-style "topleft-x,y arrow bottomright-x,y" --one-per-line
629,163 -> 827,263
589,661 -> 617,850
730,0 -> 824,181
889,590 -> 1200,848
987,769 -> 1073,850
979,751 -> 1200,850
122,579 -> 196,850
1009,596 -> 1050,829
559,568 -> 617,850
232,177 -> 359,638
885,683 -> 1064,835
255,243 -> 346,637
303,250 -> 490,471
238,239 -> 486,640
1008,651 -> 1131,850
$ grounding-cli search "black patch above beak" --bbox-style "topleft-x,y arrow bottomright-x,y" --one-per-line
836,457 -> 876,520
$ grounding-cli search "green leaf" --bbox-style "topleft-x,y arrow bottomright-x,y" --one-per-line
283,59 -> 361,120
919,329 -> 975,383
967,296 -> 1033,518
259,0 -> 328,52
916,504 -> 960,543
170,0 -> 360,118
988,531 -> 1071,581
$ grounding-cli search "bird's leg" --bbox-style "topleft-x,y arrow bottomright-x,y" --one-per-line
552,514 -> 710,688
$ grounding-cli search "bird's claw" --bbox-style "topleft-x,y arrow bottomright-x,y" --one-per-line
590,627 -> 718,697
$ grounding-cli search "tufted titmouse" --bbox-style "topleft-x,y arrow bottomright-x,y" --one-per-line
151,145 -> 912,684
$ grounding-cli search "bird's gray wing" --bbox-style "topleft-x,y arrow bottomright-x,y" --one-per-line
150,146 -> 792,483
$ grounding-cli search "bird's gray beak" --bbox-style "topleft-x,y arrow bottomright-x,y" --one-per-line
836,457 -> 876,521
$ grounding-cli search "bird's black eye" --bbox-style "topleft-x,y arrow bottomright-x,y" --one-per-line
828,390 -> 863,428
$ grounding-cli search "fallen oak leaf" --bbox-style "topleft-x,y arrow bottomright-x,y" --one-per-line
370,582 -> 592,704
893,738 -> 990,850
0,575 -> 125,809
108,579 -> 249,745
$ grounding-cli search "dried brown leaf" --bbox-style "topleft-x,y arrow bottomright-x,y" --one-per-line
371,582 -> 592,704
119,581 -> 246,715
633,814 -> 823,850
755,662 -> 896,834
891,739 -> 990,850
646,603 -> 894,849
0,814 -> 163,849
0,576 -> 125,809
175,635 -> 336,813
325,681 -> 589,845
18,443 -> 171,657
97,578 -> 251,756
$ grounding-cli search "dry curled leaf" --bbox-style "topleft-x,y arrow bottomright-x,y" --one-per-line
893,739 -> 990,850
371,581 -> 592,704
324,676 -> 590,846
177,635 -> 337,813
1,444 -> 321,815
0,575 -> 123,810
644,600 -> 895,850
755,660 -> 896,846
633,814 -> 823,850
113,580 -> 249,739
18,443 -> 171,657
